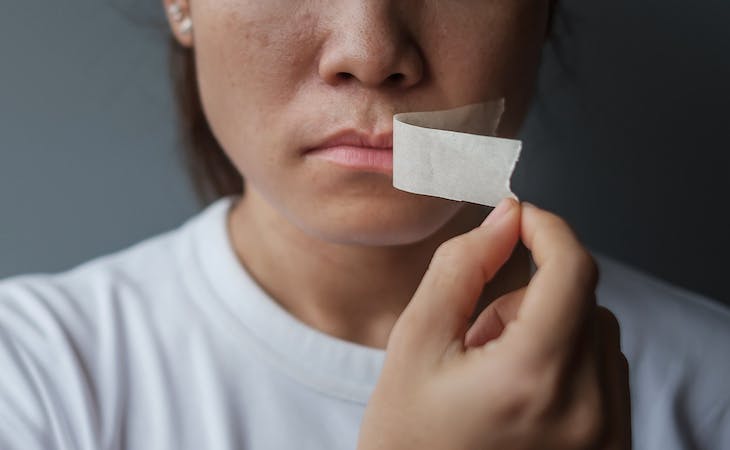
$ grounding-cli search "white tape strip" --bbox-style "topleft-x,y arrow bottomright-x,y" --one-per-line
392,100 -> 522,207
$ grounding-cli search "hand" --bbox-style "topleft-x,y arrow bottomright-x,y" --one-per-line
358,199 -> 631,450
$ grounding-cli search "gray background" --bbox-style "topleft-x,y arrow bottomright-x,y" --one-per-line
1,1 -> 728,305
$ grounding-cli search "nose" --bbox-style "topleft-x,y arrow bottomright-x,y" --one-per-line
318,3 -> 423,89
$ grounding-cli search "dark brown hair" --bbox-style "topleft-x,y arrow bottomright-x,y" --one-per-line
170,2 -> 558,205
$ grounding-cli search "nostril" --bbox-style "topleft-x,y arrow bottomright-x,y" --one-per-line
387,73 -> 405,85
331,71 -> 407,86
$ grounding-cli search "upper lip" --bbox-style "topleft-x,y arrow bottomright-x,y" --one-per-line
306,129 -> 393,153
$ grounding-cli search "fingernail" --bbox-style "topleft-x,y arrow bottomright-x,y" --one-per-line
482,198 -> 514,227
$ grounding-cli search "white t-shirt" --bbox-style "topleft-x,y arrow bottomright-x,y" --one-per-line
1,196 -> 728,450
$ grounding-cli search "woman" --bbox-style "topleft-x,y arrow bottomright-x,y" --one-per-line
1,1 -> 728,449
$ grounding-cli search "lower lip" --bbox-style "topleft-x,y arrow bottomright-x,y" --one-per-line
306,145 -> 393,174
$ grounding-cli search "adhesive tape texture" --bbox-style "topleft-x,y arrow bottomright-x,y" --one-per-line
392,100 -> 522,207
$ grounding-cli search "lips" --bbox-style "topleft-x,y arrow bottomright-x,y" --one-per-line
304,130 -> 394,174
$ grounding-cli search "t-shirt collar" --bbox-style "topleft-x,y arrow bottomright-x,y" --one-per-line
190,195 -> 385,404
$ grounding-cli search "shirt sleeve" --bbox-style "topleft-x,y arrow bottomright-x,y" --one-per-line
0,277 -> 98,450
697,381 -> 730,449
0,327 -> 53,450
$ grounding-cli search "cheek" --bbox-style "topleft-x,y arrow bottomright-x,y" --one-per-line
192,2 -> 320,169
423,3 -> 547,130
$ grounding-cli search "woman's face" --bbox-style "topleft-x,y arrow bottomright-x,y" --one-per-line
167,1 -> 549,246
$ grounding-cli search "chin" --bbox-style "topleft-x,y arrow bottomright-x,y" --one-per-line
290,194 -> 465,247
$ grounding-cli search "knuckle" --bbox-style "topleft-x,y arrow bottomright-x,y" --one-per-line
496,373 -> 544,419
429,237 -> 481,287
496,363 -> 609,450
500,364 -> 561,421
432,237 -> 468,267
428,245 -> 463,286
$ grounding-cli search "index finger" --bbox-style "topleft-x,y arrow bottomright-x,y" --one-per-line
512,202 -> 598,363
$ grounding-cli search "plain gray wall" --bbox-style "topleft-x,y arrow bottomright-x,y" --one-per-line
1,1 -> 728,305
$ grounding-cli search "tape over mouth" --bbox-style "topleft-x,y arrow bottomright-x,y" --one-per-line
392,99 -> 522,207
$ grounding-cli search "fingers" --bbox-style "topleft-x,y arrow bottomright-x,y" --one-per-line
514,203 -> 598,364
612,353 -> 632,450
395,198 -> 520,355
465,287 -> 526,348
539,307 -> 626,450
564,307 -> 631,450
596,307 -> 633,449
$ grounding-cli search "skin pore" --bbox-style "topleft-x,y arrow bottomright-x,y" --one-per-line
164,0 -> 550,348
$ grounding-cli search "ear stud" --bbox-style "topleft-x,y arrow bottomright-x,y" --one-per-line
179,17 -> 193,35
167,3 -> 192,35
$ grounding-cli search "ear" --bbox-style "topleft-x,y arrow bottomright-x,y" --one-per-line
162,0 -> 193,48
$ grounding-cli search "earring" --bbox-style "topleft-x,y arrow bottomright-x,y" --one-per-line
179,17 -> 193,35
167,3 -> 192,35
167,4 -> 183,21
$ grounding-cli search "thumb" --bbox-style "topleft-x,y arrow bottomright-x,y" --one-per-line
394,198 -> 521,357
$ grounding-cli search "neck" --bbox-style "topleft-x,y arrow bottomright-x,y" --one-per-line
227,189 -> 530,349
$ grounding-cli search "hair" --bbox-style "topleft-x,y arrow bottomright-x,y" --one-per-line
169,1 -> 559,206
